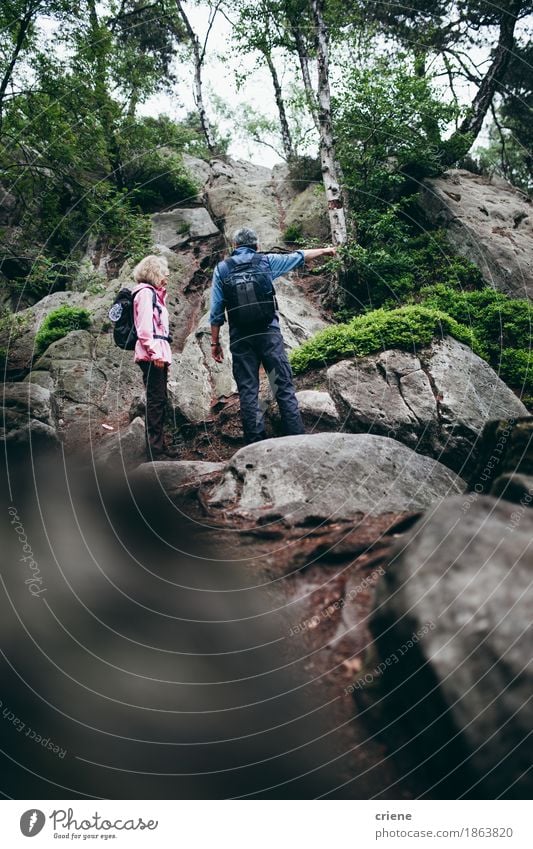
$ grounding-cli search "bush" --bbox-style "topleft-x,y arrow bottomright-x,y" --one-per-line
418,284 -> 532,372
35,306 -> 91,356
337,216 -> 484,313
290,305 -> 484,374
283,223 -> 303,243
498,348 -> 533,397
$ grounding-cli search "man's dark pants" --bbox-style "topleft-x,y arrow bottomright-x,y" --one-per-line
138,361 -> 168,455
230,323 -> 305,444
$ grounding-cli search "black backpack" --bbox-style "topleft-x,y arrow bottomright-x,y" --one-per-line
218,253 -> 277,329
108,286 -> 165,350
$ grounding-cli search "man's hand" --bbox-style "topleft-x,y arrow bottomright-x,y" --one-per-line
302,246 -> 337,261
152,359 -> 166,368
211,342 -> 224,363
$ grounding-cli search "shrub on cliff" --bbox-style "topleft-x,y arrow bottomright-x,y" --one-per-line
290,305 -> 484,374
35,307 -> 91,356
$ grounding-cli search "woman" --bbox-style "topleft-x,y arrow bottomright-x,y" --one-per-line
132,254 -> 172,459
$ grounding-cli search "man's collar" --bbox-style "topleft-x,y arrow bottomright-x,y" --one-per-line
232,245 -> 257,254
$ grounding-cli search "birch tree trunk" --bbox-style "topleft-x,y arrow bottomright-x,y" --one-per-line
289,21 -> 319,132
263,51 -> 295,161
310,0 -> 347,247
174,0 -> 216,154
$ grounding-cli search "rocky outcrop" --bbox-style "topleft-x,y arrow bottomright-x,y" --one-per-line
469,416 -> 533,503
327,336 -> 528,476
29,330 -> 141,450
2,382 -> 58,448
420,169 -> 533,300
152,207 -> 219,250
367,495 -> 533,798
207,432 -> 465,523
131,460 -> 224,499
205,158 -> 282,249
93,416 -> 146,468
295,390 -> 339,428
283,184 -> 329,242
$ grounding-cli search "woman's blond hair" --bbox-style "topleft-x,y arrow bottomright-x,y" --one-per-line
133,254 -> 169,287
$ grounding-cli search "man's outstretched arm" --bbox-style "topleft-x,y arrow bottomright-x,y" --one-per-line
302,246 -> 337,261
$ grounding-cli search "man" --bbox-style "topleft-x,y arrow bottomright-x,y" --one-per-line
210,227 -> 336,444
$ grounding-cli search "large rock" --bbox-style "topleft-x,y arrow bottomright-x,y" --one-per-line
283,184 -> 329,242
295,390 -> 339,428
131,460 -> 224,499
369,495 -> 533,798
170,279 -> 329,424
327,336 -> 528,476
31,330 -> 142,449
469,416 -> 533,504
93,416 -> 146,469
151,207 -> 219,250
205,158 -> 282,250
1,383 -> 58,449
207,432 -> 465,523
420,169 -> 533,300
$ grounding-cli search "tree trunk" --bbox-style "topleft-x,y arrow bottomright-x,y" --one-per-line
87,0 -> 124,189
174,0 -> 216,153
290,21 -> 319,132
310,0 -> 347,247
263,51 -> 294,161
0,10 -> 34,134
442,0 -> 521,166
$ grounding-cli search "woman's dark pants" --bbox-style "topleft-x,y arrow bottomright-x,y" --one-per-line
138,361 -> 168,456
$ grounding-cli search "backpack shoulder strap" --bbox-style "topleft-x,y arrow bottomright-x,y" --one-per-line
217,257 -> 236,280
133,285 -> 160,312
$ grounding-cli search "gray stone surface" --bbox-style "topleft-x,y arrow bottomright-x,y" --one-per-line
2,382 -> 54,426
207,432 -> 465,522
420,169 -> 533,300
371,495 -> 533,798
152,207 -> 219,250
327,336 -> 528,475
1,383 -> 58,448
93,416 -> 146,468
283,183 -> 330,242
295,390 -> 339,427
131,460 -> 224,497
205,158 -> 282,250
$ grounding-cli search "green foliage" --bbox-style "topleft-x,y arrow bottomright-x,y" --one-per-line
290,305 -> 484,374
498,349 -> 533,400
474,119 -> 532,195
283,223 -> 303,243
417,284 -> 533,395
35,306 -> 91,356
288,156 -> 322,191
418,285 -> 532,351
339,222 -> 484,311
334,56 -> 459,205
